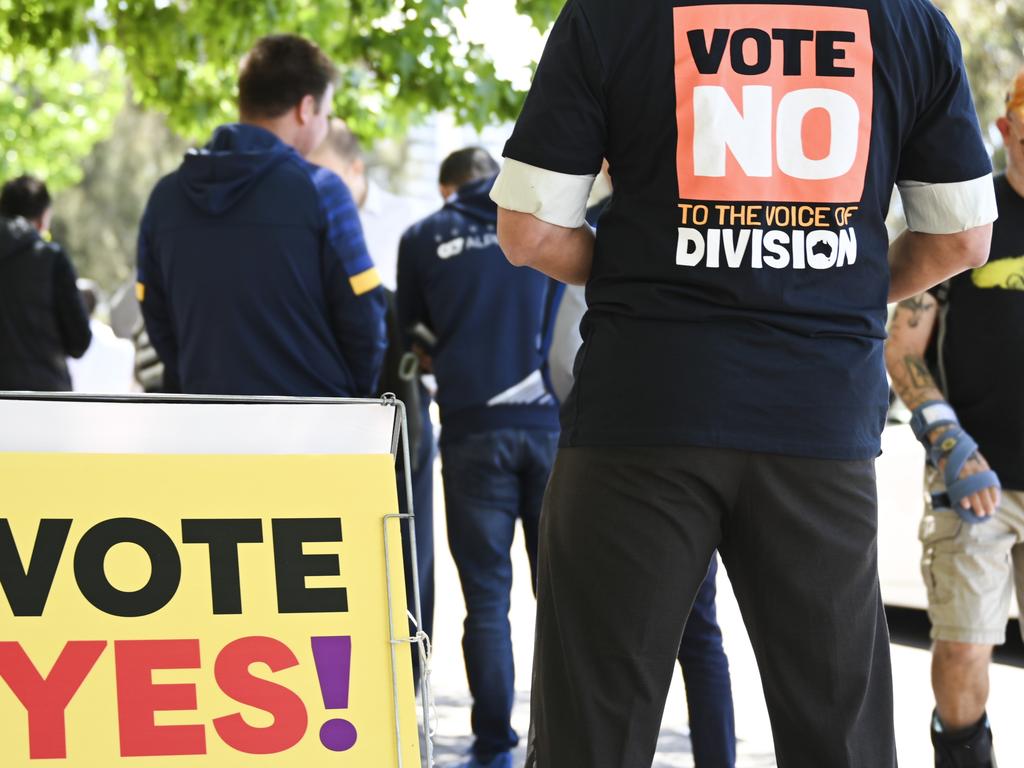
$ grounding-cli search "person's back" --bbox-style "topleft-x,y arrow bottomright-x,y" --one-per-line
496,0 -> 995,459
137,35 -> 386,398
142,126 -> 364,395
399,175 -> 557,437
0,176 -> 91,391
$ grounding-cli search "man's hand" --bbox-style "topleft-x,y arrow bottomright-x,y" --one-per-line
412,343 -> 433,374
928,426 -> 1001,518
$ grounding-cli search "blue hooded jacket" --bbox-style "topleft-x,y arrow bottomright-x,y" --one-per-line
137,124 -> 386,397
397,176 -> 559,440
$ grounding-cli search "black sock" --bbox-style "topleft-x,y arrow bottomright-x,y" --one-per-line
933,712 -> 987,745
932,710 -> 994,767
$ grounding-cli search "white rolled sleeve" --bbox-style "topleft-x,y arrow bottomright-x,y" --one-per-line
490,158 -> 596,229
897,174 -> 998,234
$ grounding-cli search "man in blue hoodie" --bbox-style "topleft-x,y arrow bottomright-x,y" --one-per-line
397,148 -> 560,768
137,34 -> 386,397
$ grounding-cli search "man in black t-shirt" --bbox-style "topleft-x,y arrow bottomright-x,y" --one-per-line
885,68 -> 1024,768
491,2 -> 997,767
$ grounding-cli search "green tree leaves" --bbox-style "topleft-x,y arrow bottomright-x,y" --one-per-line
4,0 -> 1018,193
935,0 -> 1024,142
3,0 -> 557,145
0,47 -> 124,190
0,0 -> 559,191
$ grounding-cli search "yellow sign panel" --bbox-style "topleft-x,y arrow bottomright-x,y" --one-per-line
0,453 -> 420,767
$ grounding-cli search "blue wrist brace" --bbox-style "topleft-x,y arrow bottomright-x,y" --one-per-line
909,400 -> 959,446
928,426 -> 1001,525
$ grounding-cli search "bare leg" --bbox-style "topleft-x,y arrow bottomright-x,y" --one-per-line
932,640 -> 992,729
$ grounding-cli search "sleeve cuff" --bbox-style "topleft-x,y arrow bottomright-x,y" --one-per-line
490,158 -> 596,229
897,174 -> 998,235
349,267 -> 382,296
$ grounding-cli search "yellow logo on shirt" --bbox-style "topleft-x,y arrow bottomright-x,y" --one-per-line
971,255 -> 1024,291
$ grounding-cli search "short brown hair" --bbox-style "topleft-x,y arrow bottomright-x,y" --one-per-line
439,147 -> 500,188
238,34 -> 338,119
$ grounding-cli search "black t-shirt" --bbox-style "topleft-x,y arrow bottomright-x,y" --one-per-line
933,175 -> 1024,489
500,0 -> 993,459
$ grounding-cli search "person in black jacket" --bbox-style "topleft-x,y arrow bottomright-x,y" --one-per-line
0,175 -> 91,391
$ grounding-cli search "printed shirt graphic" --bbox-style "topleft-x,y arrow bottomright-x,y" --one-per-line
971,255 -> 1024,291
675,5 -> 872,204
499,0 -> 993,459
672,4 -> 872,275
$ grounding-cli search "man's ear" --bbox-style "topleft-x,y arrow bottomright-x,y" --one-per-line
32,208 -> 53,234
996,115 -> 1011,143
297,94 -> 317,126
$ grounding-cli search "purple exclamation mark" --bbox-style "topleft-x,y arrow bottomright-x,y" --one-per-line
311,636 -> 358,751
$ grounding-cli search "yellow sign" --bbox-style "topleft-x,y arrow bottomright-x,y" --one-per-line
0,452 -> 420,767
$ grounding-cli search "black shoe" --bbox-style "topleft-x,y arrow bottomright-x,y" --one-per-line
932,710 -> 997,768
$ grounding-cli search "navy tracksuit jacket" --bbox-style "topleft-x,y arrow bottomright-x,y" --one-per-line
396,176 -> 560,438
137,123 -> 386,397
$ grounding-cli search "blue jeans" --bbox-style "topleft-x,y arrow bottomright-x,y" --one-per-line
678,555 -> 736,768
441,427 -> 559,762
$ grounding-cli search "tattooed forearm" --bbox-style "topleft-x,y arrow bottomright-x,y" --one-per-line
895,294 -> 936,329
886,291 -> 943,409
887,353 -> 943,411
905,356 -> 934,390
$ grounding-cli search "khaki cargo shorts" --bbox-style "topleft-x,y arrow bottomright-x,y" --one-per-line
919,470 -> 1024,645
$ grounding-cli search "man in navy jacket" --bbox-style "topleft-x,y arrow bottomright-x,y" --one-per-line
397,148 -> 560,768
137,34 -> 386,397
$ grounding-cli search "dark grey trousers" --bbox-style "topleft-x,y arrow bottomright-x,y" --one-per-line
525,445 -> 896,768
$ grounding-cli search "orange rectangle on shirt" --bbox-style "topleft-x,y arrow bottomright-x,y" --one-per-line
673,4 -> 873,203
